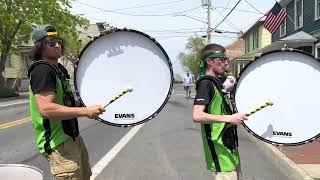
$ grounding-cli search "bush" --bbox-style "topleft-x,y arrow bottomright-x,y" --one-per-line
0,86 -> 19,98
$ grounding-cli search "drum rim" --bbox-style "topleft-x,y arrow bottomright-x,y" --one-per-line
0,164 -> 43,174
74,28 -> 173,127
235,49 -> 320,146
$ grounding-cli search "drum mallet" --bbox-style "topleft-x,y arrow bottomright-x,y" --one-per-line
246,102 -> 273,116
104,88 -> 133,108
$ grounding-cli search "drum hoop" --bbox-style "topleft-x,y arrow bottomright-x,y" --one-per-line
74,28 -> 174,127
0,164 -> 43,174
235,49 -> 320,146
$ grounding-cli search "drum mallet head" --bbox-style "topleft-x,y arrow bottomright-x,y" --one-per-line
125,87 -> 133,92
103,87 -> 133,108
246,101 -> 273,116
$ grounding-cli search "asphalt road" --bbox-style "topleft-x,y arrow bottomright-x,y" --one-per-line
0,85 -> 293,180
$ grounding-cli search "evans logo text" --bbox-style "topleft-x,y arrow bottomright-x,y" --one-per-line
273,131 -> 292,137
114,113 -> 135,119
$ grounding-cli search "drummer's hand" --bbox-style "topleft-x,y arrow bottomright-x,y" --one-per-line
225,113 -> 248,126
86,105 -> 106,119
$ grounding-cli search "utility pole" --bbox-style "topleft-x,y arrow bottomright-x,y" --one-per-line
207,0 -> 211,44
201,0 -> 212,44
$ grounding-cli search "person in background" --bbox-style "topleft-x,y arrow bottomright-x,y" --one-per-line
183,72 -> 193,98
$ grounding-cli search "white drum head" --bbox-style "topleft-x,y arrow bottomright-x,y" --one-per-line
0,164 -> 43,180
75,29 -> 173,127
235,50 -> 320,145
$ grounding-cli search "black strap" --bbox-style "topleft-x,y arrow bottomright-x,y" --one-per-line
28,60 -> 58,78
196,75 -> 223,92
204,124 -> 221,172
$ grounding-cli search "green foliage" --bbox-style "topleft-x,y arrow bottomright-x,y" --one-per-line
61,33 -> 91,66
0,86 -> 18,98
0,0 -> 90,85
177,36 -> 206,78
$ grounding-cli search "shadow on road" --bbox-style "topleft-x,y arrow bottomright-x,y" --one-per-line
167,100 -> 189,108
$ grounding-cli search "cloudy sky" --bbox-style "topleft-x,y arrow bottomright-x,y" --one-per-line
70,0 -> 277,76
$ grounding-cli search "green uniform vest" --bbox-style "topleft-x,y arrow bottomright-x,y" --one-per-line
198,76 -> 240,172
28,61 -> 79,155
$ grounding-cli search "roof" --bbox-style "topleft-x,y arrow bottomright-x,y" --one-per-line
231,50 -> 261,61
239,20 -> 264,38
280,31 -> 317,42
260,31 -> 317,53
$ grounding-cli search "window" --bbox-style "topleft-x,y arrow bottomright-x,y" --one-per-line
253,30 -> 259,49
316,43 -> 320,58
295,0 -> 303,29
280,8 -> 287,37
251,34 -> 254,51
245,37 -> 250,53
23,53 -> 32,68
316,0 -> 320,20
4,54 -> 12,68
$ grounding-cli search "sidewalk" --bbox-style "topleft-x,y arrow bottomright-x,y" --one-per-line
242,125 -> 320,180
0,92 -> 29,107
277,140 -> 320,180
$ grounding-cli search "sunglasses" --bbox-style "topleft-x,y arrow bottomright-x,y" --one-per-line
46,38 -> 63,47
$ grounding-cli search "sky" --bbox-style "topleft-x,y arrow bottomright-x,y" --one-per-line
70,0 -> 277,77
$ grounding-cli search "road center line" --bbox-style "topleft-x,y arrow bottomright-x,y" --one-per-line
90,124 -> 144,180
0,117 -> 31,129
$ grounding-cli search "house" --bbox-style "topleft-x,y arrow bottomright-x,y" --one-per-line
264,0 -> 320,57
225,37 -> 245,76
229,20 -> 272,76
4,45 -> 33,91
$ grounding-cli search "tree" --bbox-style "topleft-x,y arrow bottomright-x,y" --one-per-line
60,33 -> 91,67
177,36 -> 206,80
0,0 -> 89,86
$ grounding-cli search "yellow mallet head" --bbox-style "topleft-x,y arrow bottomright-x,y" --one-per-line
126,86 -> 133,92
267,102 -> 274,106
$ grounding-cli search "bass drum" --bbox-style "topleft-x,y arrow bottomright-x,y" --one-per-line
75,28 -> 173,127
235,49 -> 320,145
0,164 -> 43,180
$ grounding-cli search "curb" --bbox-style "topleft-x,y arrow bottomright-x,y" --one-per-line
0,93 -> 29,102
239,127 -> 314,180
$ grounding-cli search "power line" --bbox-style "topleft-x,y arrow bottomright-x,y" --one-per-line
155,35 -> 237,39
149,29 -> 236,34
212,0 -> 242,30
73,0 -> 201,17
112,0 -> 185,11
221,0 -> 233,13
144,28 -> 203,33
243,0 -> 265,15
212,7 -> 242,32
213,6 -> 261,14
74,0 -> 185,14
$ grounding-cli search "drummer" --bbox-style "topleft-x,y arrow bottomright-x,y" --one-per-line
28,24 -> 105,180
192,43 -> 248,180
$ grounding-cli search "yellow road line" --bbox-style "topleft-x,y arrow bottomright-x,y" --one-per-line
0,117 -> 31,129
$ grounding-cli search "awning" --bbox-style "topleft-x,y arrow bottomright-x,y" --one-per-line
260,31 -> 317,53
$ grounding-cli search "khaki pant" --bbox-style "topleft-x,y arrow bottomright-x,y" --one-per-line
215,166 -> 242,180
46,136 -> 92,180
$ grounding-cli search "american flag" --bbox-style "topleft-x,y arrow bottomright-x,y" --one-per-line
263,2 -> 287,33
